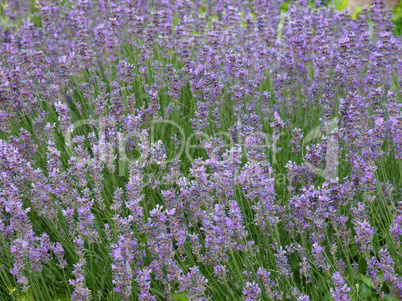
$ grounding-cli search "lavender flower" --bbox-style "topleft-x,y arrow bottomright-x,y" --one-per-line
69,258 -> 92,301
330,272 -> 351,301
354,220 -> 375,254
178,266 -> 208,300
137,268 -> 156,301
242,281 -> 261,301
274,247 -> 292,278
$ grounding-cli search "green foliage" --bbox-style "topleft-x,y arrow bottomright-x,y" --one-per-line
331,0 -> 349,11
351,6 -> 364,19
280,1 -> 292,13
8,286 -> 33,301
171,293 -> 189,301
393,1 -> 402,35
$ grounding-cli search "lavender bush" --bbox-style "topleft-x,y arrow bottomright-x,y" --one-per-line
0,0 -> 401,300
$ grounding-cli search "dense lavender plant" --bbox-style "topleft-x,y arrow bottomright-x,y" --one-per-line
0,0 -> 401,300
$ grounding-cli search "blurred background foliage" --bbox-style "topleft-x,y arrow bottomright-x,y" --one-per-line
1,0 -> 401,35
280,0 -> 402,35
394,0 -> 402,35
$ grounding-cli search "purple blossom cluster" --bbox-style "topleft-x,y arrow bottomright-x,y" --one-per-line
0,0 -> 401,300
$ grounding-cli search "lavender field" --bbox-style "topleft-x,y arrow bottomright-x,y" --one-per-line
0,0 -> 401,300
